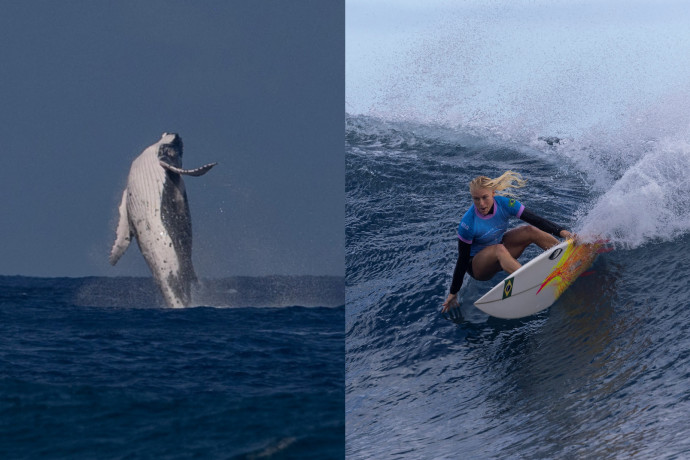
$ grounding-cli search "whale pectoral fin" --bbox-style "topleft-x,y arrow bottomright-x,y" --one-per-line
159,160 -> 217,177
109,189 -> 133,265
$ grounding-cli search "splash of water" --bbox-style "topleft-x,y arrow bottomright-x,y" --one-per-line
549,90 -> 690,248
578,139 -> 690,248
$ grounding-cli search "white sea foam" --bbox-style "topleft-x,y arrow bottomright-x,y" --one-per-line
577,138 -> 690,248
543,90 -> 690,248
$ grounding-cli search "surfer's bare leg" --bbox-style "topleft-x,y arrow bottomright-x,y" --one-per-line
471,244 -> 521,281
471,226 -> 559,280
502,225 -> 558,258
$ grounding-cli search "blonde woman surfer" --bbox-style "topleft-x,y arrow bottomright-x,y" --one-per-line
442,171 -> 574,313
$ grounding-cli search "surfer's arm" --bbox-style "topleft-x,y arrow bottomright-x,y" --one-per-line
450,240 -> 472,295
519,208 -> 567,238
443,240 -> 471,312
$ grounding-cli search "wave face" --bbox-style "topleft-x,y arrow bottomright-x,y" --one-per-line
345,113 -> 690,458
0,276 -> 344,459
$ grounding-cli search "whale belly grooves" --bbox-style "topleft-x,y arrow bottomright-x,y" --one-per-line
128,154 -> 188,308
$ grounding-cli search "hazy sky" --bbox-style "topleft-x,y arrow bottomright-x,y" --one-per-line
0,1 -> 344,278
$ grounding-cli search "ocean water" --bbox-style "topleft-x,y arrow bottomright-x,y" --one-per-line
0,275 -> 344,459
345,114 -> 690,458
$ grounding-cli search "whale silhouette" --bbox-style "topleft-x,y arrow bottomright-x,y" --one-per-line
110,133 -> 217,308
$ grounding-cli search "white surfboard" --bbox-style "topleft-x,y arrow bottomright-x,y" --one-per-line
474,239 -> 602,319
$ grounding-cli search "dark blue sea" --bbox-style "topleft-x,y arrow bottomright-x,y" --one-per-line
345,114 -> 690,458
0,275 -> 344,459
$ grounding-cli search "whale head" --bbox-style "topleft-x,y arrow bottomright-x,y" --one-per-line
158,132 -> 184,168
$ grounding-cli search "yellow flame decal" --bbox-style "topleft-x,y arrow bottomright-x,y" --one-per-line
537,240 -> 602,299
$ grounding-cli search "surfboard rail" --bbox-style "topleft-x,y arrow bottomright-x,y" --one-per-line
473,239 -> 604,319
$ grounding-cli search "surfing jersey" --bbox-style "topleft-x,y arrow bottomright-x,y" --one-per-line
457,195 -> 525,256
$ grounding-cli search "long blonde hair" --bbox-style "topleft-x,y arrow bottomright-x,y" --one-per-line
469,171 -> 526,197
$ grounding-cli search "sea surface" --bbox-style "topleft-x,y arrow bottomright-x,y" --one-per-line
345,114 -> 690,459
0,275 -> 344,459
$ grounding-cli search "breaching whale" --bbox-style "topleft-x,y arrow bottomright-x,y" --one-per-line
110,133 -> 216,308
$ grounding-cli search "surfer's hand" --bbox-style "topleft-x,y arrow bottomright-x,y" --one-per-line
442,293 -> 459,313
561,231 -> 583,245
560,230 -> 574,240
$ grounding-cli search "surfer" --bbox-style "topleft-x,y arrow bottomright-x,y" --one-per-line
442,171 -> 573,313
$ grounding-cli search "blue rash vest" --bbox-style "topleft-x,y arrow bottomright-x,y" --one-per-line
457,195 -> 525,256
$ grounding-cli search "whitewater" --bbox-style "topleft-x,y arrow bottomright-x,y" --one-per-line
346,1 -> 690,458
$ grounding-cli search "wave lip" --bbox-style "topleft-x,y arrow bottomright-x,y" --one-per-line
579,140 -> 690,249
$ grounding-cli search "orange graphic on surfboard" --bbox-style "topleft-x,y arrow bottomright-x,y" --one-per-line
537,239 -> 605,298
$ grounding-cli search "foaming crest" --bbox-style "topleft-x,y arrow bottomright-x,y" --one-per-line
578,139 -> 690,248
554,90 -> 690,248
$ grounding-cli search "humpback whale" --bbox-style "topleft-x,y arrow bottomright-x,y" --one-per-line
110,133 -> 217,308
